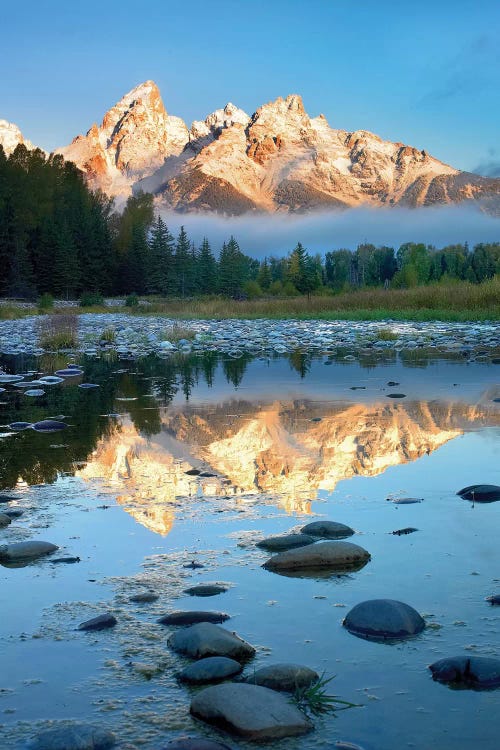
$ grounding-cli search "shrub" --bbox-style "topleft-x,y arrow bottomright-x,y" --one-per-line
101,326 -> 116,343
80,291 -> 105,307
242,280 -> 263,299
125,293 -> 139,307
38,293 -> 54,311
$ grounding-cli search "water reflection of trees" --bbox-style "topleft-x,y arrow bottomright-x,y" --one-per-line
0,352 -> 243,489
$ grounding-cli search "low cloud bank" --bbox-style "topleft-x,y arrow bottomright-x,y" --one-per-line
160,205 -> 499,258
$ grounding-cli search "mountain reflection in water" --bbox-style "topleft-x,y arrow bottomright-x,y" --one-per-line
1,352 -> 499,536
76,397 -> 500,534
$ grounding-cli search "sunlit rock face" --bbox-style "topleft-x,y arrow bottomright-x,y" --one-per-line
53,80 -> 500,212
76,398 -> 498,535
0,119 -> 39,155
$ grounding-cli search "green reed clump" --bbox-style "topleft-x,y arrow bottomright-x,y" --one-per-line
292,674 -> 360,717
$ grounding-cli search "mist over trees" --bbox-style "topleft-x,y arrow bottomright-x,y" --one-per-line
0,144 -> 499,300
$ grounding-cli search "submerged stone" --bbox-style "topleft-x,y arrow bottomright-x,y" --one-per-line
387,497 -> 423,504
79,383 -> 100,389
243,663 -> 319,692
263,541 -> 370,573
179,656 -> 242,684
55,369 -> 83,377
386,393 -> 406,398
78,613 -> 117,631
0,540 -> 58,561
184,584 -> 229,597
159,611 -> 230,626
190,683 -> 312,740
8,421 -> 33,430
32,420 -> 68,433
486,594 -> 500,605
28,723 -> 116,750
24,389 -> 45,397
429,656 -> 500,688
2,508 -> 23,518
256,534 -> 316,551
168,622 -> 255,661
129,592 -> 159,603
457,484 -> 500,503
391,527 -> 418,535
344,599 -> 425,641
164,739 -> 233,750
301,520 -> 354,539
0,512 -> 12,527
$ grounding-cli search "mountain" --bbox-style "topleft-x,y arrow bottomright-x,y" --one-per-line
0,119 -> 39,155
55,81 -> 500,214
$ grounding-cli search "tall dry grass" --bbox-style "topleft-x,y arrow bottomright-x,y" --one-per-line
125,277 -> 500,321
39,312 -> 79,350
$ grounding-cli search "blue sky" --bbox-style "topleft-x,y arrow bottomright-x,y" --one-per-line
2,0 -> 499,175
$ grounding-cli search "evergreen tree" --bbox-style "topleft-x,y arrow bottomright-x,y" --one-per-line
197,237 -> 217,294
257,257 -> 272,290
147,216 -> 175,295
175,226 -> 192,297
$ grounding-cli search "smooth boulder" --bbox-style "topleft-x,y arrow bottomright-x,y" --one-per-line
457,484 -> 500,503
190,683 -> 312,740
300,520 -> 354,539
78,613 -> 117,631
28,724 -> 116,750
0,540 -> 58,562
168,622 -> 255,661
159,611 -> 230,626
243,663 -> 318,692
32,420 -> 68,433
263,541 -> 370,573
344,599 -> 425,641
129,592 -> 159,603
429,656 -> 500,688
179,656 -> 242,684
256,534 -> 316,551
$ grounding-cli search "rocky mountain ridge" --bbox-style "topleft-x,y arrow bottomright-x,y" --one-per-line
3,81 -> 500,214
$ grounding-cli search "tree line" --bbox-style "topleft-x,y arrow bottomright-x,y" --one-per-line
0,144 -> 499,299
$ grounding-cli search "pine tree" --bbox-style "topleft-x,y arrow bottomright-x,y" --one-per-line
257,258 -> 272,290
147,216 -> 175,295
197,237 -> 217,294
175,226 -> 192,297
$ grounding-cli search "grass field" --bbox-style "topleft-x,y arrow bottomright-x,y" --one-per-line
1,277 -> 499,322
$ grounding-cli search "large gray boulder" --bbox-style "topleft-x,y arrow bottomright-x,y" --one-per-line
300,520 -> 354,539
243,663 -> 318,692
429,656 -> 500,688
457,484 -> 500,503
28,723 -> 116,750
179,656 -> 242,684
263,541 -> 370,573
168,623 -> 255,661
190,683 -> 312,740
344,599 -> 425,641
78,614 -> 117,631
0,540 -> 58,562
256,534 -> 316,551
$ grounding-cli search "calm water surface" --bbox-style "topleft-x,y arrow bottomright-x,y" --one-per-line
0,352 -> 499,750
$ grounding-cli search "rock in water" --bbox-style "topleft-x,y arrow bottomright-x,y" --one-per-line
78,613 -> 117,631
300,520 -> 354,539
429,656 -> 500,688
164,739 -> 233,750
0,513 -> 12,528
2,508 -> 23,518
158,611 -> 230,626
32,420 -> 68,433
179,656 -> 242,684
168,622 -> 255,661
184,584 -> 228,597
256,534 -> 316,551
8,421 -> 33,431
263,541 -> 370,573
129,592 -> 159,603
344,599 -> 425,641
190,683 -> 312,740
243,663 -> 319,692
457,484 -> 500,503
0,494 -> 18,502
55,369 -> 83,377
0,541 -> 58,561
386,393 -> 406,398
28,723 -> 116,750
486,594 -> 500,605
387,497 -> 423,504
391,527 -> 418,535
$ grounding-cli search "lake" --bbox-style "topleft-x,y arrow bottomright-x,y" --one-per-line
0,350 -> 499,750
